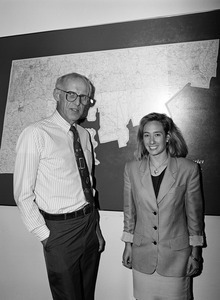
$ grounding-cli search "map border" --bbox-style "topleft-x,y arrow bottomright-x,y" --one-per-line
0,10 -> 219,212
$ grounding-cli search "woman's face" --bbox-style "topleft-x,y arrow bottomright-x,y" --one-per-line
143,120 -> 168,157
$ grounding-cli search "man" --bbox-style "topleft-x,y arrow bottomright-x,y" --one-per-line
14,72 -> 105,300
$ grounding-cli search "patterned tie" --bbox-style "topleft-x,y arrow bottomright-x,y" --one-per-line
70,125 -> 94,205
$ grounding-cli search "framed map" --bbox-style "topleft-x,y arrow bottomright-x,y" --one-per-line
0,10 -> 219,214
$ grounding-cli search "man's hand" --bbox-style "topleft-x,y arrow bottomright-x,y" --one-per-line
41,237 -> 49,247
96,223 -> 105,252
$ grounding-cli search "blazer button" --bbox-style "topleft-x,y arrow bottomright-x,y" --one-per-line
153,211 -> 157,215
153,241 -> 157,245
153,226 -> 157,230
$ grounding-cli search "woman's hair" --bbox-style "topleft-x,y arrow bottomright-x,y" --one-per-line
136,112 -> 188,159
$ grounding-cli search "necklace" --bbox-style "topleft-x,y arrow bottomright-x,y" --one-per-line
150,157 -> 168,175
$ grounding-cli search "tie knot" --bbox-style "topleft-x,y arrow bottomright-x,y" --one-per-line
70,125 -> 80,145
70,125 -> 77,135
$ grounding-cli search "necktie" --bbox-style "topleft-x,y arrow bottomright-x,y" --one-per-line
70,125 -> 94,205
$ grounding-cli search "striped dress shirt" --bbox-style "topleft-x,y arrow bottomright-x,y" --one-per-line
14,110 -> 94,241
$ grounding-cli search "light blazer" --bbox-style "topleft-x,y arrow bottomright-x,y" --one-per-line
123,155 -> 204,277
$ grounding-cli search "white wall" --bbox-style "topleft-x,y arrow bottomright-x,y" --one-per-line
1,1 -> 220,299
0,207 -> 133,300
1,207 -> 220,300
0,0 -> 220,37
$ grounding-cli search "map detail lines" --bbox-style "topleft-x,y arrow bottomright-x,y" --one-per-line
0,39 -> 218,173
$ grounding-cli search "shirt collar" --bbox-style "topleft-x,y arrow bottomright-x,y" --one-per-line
51,110 -> 75,134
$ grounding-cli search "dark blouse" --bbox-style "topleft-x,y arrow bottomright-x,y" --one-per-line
151,168 -> 166,198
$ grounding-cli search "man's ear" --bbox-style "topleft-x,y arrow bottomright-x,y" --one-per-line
53,88 -> 60,101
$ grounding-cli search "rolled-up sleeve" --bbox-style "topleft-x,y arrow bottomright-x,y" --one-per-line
186,162 -> 204,246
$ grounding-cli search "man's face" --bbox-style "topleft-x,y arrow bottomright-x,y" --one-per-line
56,77 -> 90,125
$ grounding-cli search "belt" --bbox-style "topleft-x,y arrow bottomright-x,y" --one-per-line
40,204 -> 94,221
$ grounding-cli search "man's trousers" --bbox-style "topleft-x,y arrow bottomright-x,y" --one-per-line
43,209 -> 100,300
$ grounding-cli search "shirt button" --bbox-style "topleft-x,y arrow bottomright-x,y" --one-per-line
153,226 -> 157,230
153,241 -> 157,245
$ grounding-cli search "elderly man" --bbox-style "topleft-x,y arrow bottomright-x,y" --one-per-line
14,72 -> 105,300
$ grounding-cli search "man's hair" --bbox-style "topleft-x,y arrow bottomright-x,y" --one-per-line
55,72 -> 93,97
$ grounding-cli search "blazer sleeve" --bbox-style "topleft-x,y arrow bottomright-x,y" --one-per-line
185,162 -> 204,246
121,162 -> 136,243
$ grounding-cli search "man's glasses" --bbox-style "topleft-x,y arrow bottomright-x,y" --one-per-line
56,87 -> 95,106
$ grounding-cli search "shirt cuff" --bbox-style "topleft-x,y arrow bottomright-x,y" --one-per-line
121,231 -> 134,243
189,235 -> 204,246
31,225 -> 50,241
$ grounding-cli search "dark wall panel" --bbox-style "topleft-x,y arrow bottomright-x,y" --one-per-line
0,10 -> 219,214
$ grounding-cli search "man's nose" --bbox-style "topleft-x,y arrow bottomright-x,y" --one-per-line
74,95 -> 81,106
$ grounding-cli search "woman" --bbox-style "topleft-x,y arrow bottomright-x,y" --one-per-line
122,112 -> 204,300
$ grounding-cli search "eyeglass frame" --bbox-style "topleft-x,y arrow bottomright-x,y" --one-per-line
56,87 -> 96,106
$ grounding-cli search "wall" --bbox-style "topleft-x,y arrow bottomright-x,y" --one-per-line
1,207 -> 220,300
1,0 -> 220,37
1,1 -> 220,299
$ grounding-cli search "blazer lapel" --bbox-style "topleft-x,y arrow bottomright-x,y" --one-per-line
140,158 -> 157,207
157,156 -> 177,204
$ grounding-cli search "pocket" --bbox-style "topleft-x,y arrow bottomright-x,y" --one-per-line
168,185 -> 186,194
170,234 -> 189,250
43,229 -> 52,250
133,234 -> 143,246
